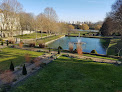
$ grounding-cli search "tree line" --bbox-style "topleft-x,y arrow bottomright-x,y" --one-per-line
69,21 -> 102,30
0,0 -> 72,38
100,0 -> 122,37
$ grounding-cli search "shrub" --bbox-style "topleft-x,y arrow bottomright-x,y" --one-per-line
58,47 -> 61,54
22,64 -> 27,75
6,40 -> 9,46
83,34 -> 85,36
77,44 -> 83,55
11,45 -> 15,48
8,40 -> 15,44
29,43 -> 35,47
91,50 -> 97,54
81,24 -> 89,30
13,78 -> 17,82
73,49 -> 77,53
19,42 -> 23,48
39,43 -> 45,48
25,54 -> 31,63
49,48 -> 51,52
0,38 -> 3,41
40,63 -> 46,68
10,61 -> 14,71
58,46 -> 62,50
69,42 -> 74,52
33,57 -> 41,67
1,41 -> 3,45
0,70 -> 14,84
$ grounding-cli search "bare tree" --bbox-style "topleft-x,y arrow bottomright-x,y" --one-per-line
36,13 -> 46,38
19,12 -> 35,36
0,0 -> 22,37
101,0 -> 122,38
43,7 -> 58,36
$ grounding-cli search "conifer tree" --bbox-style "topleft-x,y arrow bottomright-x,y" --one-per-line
10,61 -> 14,71
22,64 -> 27,75
58,47 -> 60,54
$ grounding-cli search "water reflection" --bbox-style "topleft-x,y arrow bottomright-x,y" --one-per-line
48,37 -> 110,55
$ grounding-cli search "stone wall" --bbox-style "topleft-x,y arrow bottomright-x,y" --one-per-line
0,30 -> 35,38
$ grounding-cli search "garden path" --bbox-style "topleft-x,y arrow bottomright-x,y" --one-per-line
0,53 -> 56,87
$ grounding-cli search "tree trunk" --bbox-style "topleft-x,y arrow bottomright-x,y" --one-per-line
1,31 -> 2,38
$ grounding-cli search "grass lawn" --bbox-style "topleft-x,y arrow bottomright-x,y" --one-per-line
83,54 -> 120,61
107,39 -> 122,56
70,31 -> 89,36
37,35 -> 64,44
11,56 -> 122,92
0,48 -> 44,72
14,33 -> 47,39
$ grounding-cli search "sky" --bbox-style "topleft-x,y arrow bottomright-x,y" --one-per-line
17,0 -> 116,23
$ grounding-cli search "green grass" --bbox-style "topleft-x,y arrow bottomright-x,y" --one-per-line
0,48 -> 43,72
37,35 -> 64,44
83,54 -> 120,61
14,33 -> 47,39
11,56 -> 122,92
70,31 -> 89,36
107,39 -> 122,56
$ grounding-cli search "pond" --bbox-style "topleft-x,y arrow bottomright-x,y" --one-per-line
78,29 -> 99,32
48,37 -> 110,55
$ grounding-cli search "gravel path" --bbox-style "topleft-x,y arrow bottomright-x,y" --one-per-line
60,52 -> 119,64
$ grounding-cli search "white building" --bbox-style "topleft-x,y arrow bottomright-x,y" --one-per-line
0,9 -> 22,37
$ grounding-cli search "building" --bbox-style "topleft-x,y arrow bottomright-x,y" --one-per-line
0,9 -> 22,37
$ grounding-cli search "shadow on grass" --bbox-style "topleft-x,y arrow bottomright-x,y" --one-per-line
11,56 -> 122,92
0,48 -> 43,72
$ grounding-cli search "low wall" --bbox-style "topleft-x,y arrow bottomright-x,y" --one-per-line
60,50 -> 122,59
65,35 -> 121,39
45,35 -> 65,45
0,30 -> 35,38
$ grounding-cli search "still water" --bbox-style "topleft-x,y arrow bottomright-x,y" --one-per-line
78,30 -> 99,32
48,37 -> 110,55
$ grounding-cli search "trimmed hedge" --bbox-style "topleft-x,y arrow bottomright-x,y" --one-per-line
91,50 -> 97,54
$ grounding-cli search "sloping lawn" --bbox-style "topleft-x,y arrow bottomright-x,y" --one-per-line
37,35 -> 64,43
11,56 -> 122,92
0,48 -> 43,72
108,39 -> 122,56
15,33 -> 47,39
70,31 -> 89,36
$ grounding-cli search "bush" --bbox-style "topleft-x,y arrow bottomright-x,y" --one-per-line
81,24 -> 89,30
0,70 -> 14,84
49,48 -> 51,52
40,63 -> 46,68
83,34 -> 85,36
1,41 -> 3,45
91,50 -> 97,54
7,40 -> 9,46
11,45 -> 15,48
39,43 -> 46,48
10,61 -> 14,71
69,43 -> 74,52
8,40 -> 15,44
19,42 -> 23,48
25,54 -> 31,63
58,47 -> 61,54
29,43 -> 35,47
22,64 -> 27,75
73,49 -> 77,53
0,38 -> 3,41
58,46 -> 62,50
